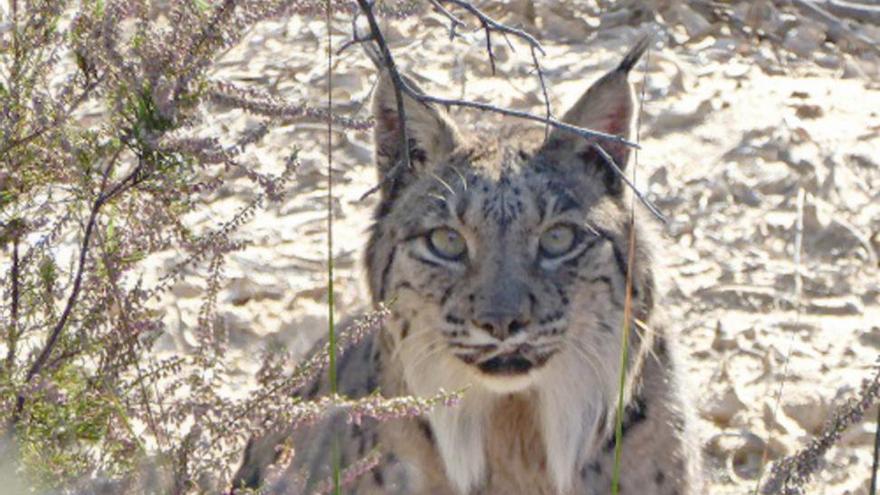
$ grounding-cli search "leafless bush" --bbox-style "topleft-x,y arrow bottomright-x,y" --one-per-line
2,0 -> 878,493
0,0 -> 443,492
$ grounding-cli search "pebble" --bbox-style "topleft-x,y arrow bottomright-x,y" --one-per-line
782,24 -> 826,58
701,385 -> 747,425
171,280 -> 203,299
806,297 -> 864,316
224,276 -> 287,306
782,389 -> 831,433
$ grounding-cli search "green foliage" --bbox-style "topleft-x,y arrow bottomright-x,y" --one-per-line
0,2 -> 408,493
17,365 -> 138,491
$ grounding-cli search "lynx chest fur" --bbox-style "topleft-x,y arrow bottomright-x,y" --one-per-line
235,40 -> 702,495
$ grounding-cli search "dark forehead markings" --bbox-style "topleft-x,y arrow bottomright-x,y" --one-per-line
531,174 -> 582,221
478,176 -> 525,230
548,182 -> 581,215
423,191 -> 452,221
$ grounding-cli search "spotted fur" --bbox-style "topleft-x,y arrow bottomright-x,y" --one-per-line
234,40 -> 702,494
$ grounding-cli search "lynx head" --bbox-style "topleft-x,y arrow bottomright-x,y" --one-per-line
365,42 -> 655,397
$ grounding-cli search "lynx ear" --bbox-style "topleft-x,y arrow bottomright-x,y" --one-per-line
540,38 -> 649,195
372,72 -> 462,196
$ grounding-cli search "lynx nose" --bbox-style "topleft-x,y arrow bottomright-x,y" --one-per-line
472,313 -> 530,340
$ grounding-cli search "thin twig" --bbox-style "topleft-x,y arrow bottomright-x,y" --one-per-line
816,0 -> 880,24
404,78 -> 638,147
336,9 -> 373,55
439,0 -> 545,56
790,0 -> 880,54
5,234 -> 21,375
356,0 -> 412,173
428,0 -> 465,39
440,0 -> 552,135
371,0 -> 634,149
355,0 -> 640,209
591,144 -> 667,224
484,26 -> 496,75
531,46 -> 552,140
872,402 -> 880,495
336,34 -> 374,55
11,150 -> 132,423
754,187 -> 807,494
0,76 -> 104,160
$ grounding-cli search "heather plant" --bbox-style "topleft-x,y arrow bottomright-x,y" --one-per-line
0,1 -> 447,492
2,0 -> 878,494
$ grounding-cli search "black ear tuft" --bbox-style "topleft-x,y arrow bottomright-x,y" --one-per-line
538,38 -> 647,193
616,35 -> 651,75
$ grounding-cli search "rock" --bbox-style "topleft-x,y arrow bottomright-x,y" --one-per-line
840,417 -> 877,446
794,104 -> 823,119
646,98 -> 713,138
225,276 -> 286,306
815,53 -> 841,70
806,297 -> 863,316
729,435 -> 767,481
171,280 -> 203,299
701,385 -> 747,425
842,55 -> 866,79
858,327 -> 880,348
782,389 -> 831,433
697,285 -> 795,311
217,309 -> 263,348
705,430 -> 783,481
711,320 -> 738,352
670,3 -> 714,40
540,8 -> 593,41
803,199 -> 876,263
783,23 -> 827,58
649,165 -> 669,188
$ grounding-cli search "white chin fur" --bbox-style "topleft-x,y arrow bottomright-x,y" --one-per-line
475,370 -> 537,394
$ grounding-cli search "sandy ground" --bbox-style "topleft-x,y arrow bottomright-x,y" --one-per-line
148,6 -> 880,494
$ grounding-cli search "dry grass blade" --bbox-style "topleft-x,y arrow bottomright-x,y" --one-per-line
324,1 -> 341,493
611,36 -> 651,495
754,187 -> 806,494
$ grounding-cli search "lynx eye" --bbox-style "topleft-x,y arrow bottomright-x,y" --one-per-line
539,224 -> 577,258
427,227 -> 467,261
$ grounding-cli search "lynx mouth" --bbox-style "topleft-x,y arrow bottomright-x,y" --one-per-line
465,346 -> 555,376
477,353 -> 534,375
453,343 -> 556,377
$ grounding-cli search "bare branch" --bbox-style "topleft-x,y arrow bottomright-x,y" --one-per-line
356,0 -> 637,149
413,87 -> 639,148
5,231 -> 21,375
12,149 -> 129,423
356,0 -> 412,173
439,0 -> 545,56
791,0 -> 880,54
354,0 -> 636,205
531,45 -> 552,139
815,0 -> 880,24
428,0 -> 465,39
438,0 -> 551,116
591,144 -> 667,224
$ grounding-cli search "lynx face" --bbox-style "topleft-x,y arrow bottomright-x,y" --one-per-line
378,151 -> 637,393
366,51 -> 653,396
